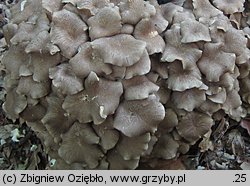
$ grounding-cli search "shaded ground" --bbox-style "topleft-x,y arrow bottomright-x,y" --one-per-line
138,119 -> 250,170
0,0 -> 249,170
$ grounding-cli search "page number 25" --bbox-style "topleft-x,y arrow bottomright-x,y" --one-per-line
233,174 -> 247,182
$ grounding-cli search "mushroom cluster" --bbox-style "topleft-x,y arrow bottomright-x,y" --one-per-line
1,0 -> 250,169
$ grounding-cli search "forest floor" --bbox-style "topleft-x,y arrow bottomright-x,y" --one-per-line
0,0 -> 249,170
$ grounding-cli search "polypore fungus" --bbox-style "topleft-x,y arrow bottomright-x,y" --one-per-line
197,43 -> 236,82
76,0 -> 111,16
122,75 -> 159,100
133,18 -> 165,54
69,42 -> 112,78
91,34 -> 146,67
62,72 -> 123,124
58,122 -> 104,169
113,95 -> 165,137
213,0 -> 245,14
49,63 -> 84,95
119,0 -> 156,25
87,6 -> 122,40
180,19 -> 211,43
176,112 -> 214,143
2,0 -> 250,169
50,9 -> 88,58
161,24 -> 202,69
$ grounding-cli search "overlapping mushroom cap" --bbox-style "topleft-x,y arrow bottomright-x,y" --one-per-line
213,0 -> 245,14
2,0 -> 250,169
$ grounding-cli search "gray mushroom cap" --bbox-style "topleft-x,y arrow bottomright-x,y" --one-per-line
2,0 -> 250,170
62,72 -> 123,124
92,117 -> 119,150
2,88 -> 27,122
192,0 -> 222,19
152,133 -> 179,160
213,0 -> 245,14
116,133 -> 151,160
41,96 -> 74,143
180,19 -> 211,43
69,42 -> 112,78
197,43 -> 236,82
172,88 -> 206,112
133,18 -> 165,55
122,75 -> 159,100
177,112 -> 214,143
167,61 -> 208,91
125,50 -> 151,79
87,6 -> 122,40
119,0 -> 156,25
2,45 -> 30,80
113,95 -> 165,137
10,0 -> 43,24
161,24 -> 203,69
58,122 -> 104,169
16,76 -> 50,99
49,63 -> 84,95
50,9 -> 88,58
91,34 -> 146,67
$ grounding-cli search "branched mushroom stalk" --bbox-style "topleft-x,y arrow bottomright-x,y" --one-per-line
1,0 -> 250,169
